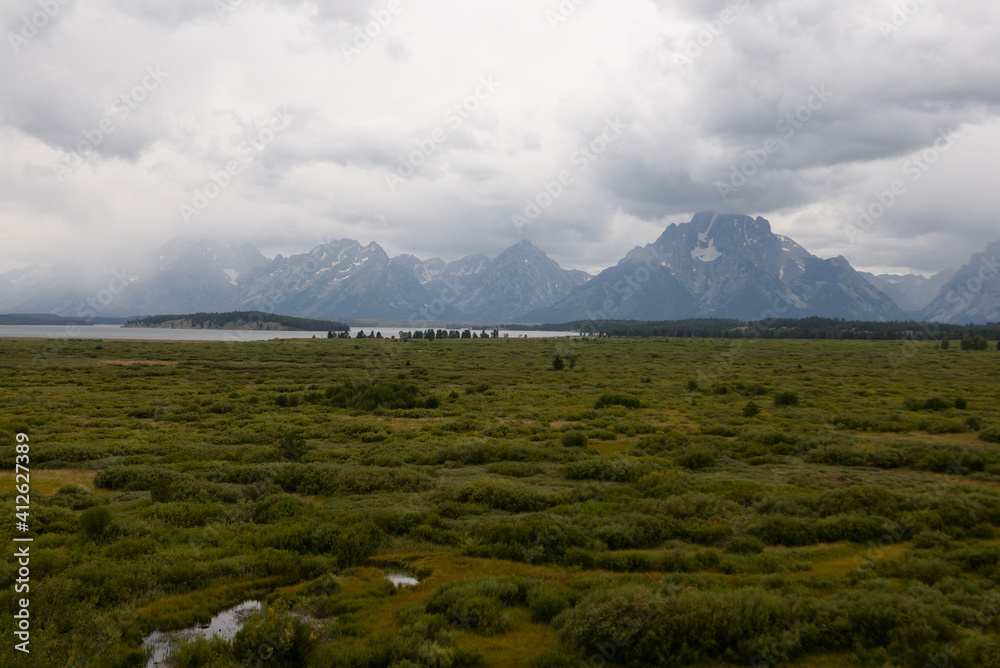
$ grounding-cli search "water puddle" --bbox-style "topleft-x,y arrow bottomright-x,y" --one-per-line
385,572 -> 420,588
142,600 -> 261,667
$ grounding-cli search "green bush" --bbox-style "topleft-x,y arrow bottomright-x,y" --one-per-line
454,478 -> 551,513
560,431 -> 589,448
595,393 -> 641,410
748,516 -> 818,546
632,432 -> 689,454
80,506 -> 113,539
773,392 -> 799,407
978,427 -> 1000,444
816,514 -> 888,543
468,516 -> 594,563
486,462 -> 543,477
725,536 -> 765,554
418,577 -> 537,636
562,457 -> 659,483
743,401 -> 761,418
677,450 -> 716,470
590,513 -> 680,550
327,378 -> 425,411
232,605 -> 316,666
528,587 -> 571,623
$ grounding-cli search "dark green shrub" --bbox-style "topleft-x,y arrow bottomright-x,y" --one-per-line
677,450 -> 715,470
279,434 -> 308,461
552,355 -> 565,371
80,506 -> 112,539
773,392 -> 799,407
595,393 -> 641,409
816,515 -> 888,543
907,397 -> 951,411
748,516 -> 817,546
453,478 -> 551,513
725,536 -> 765,554
562,458 -> 658,483
590,513 -> 680,550
419,577 -> 537,636
560,585 -> 809,667
560,431 -> 589,448
632,432 -> 689,454
232,605 -> 315,666
594,551 -> 654,572
528,587 -> 571,623
486,462 -> 543,478
328,378 -> 425,411
899,556 -> 957,585
978,427 -> 1000,444
467,517 -> 593,563
912,530 -> 952,550
743,401 -> 761,418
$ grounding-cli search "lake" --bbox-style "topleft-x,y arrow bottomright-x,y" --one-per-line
0,325 -> 580,342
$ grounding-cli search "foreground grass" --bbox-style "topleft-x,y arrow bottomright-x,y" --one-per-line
0,335 -> 999,666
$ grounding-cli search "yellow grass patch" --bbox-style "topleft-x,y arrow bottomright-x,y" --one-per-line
0,468 -> 99,495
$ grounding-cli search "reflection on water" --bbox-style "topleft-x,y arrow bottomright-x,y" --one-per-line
142,600 -> 262,667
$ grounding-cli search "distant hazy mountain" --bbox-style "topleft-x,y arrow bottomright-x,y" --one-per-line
115,239 -> 269,317
232,240 -> 430,320
0,263 -> 87,314
6,218 -> 986,324
449,240 -> 590,321
922,240 -> 1000,324
526,213 -> 903,322
2,240 -> 268,318
861,270 -> 955,313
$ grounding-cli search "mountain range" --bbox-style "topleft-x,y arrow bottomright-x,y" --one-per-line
1,213 -> 996,325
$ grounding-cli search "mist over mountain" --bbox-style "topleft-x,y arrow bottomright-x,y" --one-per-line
527,213 -> 904,323
860,270 -> 957,314
2,214 -> 995,325
922,241 -> 1000,325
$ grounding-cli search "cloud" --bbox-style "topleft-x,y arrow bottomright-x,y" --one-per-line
1,0 -> 999,278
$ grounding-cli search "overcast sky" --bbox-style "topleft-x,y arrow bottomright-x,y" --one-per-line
1,0 -> 998,277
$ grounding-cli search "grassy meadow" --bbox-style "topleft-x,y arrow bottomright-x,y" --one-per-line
1,334 -> 1000,667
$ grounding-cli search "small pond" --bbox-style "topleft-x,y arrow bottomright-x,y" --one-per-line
142,600 -> 262,667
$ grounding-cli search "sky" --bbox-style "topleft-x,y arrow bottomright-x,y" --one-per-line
1,0 -> 998,277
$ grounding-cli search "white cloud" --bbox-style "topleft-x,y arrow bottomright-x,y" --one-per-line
1,0 -> 999,275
